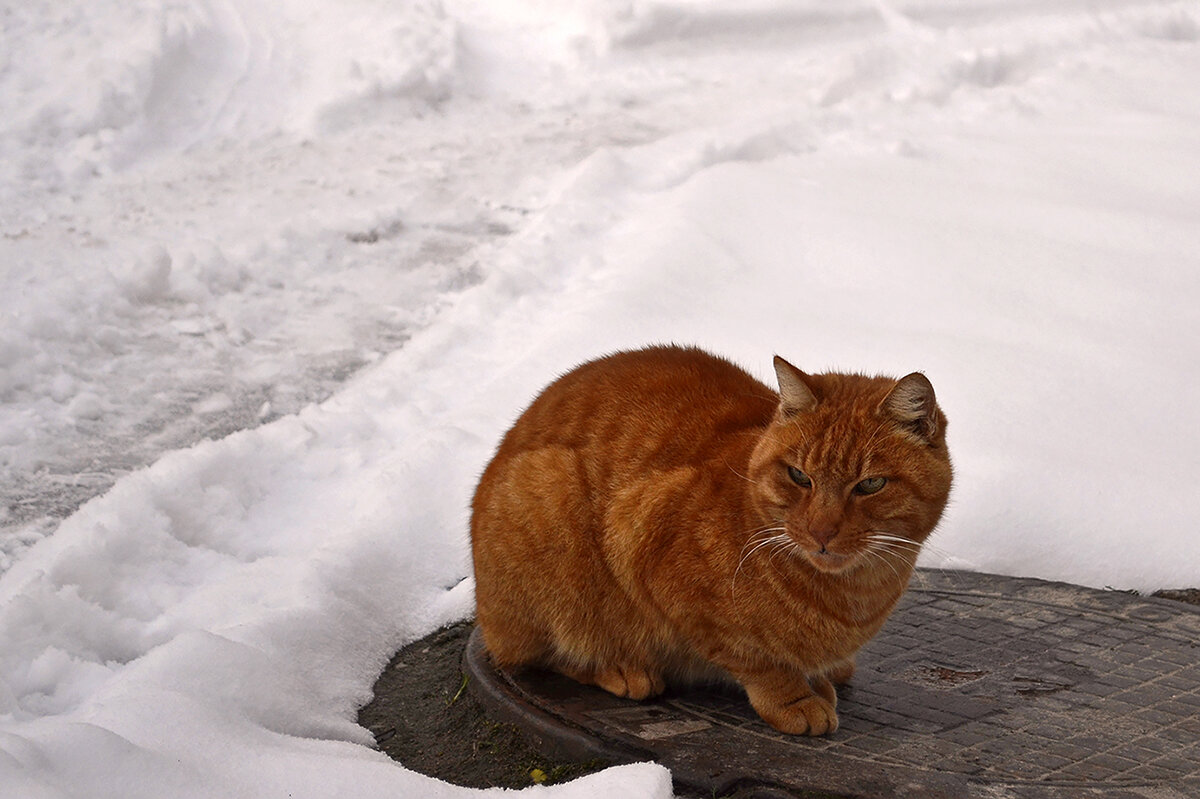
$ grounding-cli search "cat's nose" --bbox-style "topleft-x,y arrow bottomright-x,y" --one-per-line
810,527 -> 839,547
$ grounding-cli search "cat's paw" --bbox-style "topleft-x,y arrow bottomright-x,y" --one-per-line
744,677 -> 839,736
761,693 -> 839,736
593,666 -> 665,700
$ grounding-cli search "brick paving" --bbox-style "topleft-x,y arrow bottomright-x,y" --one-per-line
465,570 -> 1200,798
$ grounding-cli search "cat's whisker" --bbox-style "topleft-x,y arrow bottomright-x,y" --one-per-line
909,567 -> 932,590
739,533 -> 786,562
866,531 -> 956,575
768,538 -> 799,565
738,526 -> 787,557
863,535 -> 922,570
865,535 -> 926,561
912,537 -> 955,563
864,541 -> 926,587
870,546 -> 920,567
722,457 -> 757,485
866,530 -> 953,557
740,526 -> 781,541
733,532 -> 791,595
868,545 -> 919,571
765,539 -> 803,577
865,536 -> 920,559
859,545 -> 903,583
864,531 -> 919,546
868,538 -> 917,553
874,540 -> 921,554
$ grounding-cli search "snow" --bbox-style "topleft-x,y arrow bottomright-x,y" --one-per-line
2,0 -> 1199,796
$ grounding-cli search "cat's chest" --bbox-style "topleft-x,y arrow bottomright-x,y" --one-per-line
772,583 -> 901,657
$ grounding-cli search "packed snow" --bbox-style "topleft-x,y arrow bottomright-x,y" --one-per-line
2,0 -> 1199,796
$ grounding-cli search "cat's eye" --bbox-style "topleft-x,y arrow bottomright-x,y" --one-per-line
786,466 -> 812,488
854,477 -> 887,495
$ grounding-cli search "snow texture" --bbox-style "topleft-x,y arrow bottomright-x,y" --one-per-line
2,0 -> 1199,796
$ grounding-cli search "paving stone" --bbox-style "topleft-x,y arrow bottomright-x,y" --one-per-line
1126,762 -> 1189,782
1167,683 -> 1200,703
464,569 -> 1200,798
1172,668 -> 1200,685
1131,735 -> 1187,756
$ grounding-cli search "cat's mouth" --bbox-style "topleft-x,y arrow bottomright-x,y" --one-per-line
805,549 -> 855,573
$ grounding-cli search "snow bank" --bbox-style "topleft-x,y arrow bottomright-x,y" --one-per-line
0,0 -> 459,190
0,365 -> 673,797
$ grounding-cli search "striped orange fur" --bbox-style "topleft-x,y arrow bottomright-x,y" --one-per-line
471,345 -> 952,735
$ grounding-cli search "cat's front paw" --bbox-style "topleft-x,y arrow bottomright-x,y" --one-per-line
594,666 -> 666,700
560,662 -> 665,701
744,677 -> 839,736
765,694 -> 839,736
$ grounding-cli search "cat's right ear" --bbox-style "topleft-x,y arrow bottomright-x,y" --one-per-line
773,356 -> 818,418
880,372 -> 943,443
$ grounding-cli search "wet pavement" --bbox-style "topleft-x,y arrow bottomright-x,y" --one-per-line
464,570 -> 1200,798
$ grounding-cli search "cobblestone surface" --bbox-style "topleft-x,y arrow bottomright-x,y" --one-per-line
465,570 -> 1200,798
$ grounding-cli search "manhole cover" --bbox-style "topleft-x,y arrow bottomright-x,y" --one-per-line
464,570 -> 1200,798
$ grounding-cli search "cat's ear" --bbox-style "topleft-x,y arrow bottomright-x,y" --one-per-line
773,356 -> 818,418
881,372 -> 943,443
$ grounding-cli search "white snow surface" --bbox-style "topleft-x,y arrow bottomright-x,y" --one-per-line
2,0 -> 1200,796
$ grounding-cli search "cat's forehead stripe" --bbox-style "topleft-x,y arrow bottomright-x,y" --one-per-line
796,417 -> 888,476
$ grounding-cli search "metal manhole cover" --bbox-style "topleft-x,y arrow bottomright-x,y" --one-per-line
464,570 -> 1200,798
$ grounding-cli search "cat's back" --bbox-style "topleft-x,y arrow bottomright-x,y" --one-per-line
492,346 -> 777,463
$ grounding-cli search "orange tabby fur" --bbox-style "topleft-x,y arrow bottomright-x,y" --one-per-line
471,345 -> 952,735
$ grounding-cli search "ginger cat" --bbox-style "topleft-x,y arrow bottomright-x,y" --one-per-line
471,346 -> 952,735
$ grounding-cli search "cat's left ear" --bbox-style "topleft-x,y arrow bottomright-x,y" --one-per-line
881,373 -> 945,444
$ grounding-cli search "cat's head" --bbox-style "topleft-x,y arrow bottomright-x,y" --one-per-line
746,356 -> 953,577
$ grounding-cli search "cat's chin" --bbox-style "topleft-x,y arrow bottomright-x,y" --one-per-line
804,550 -> 856,574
